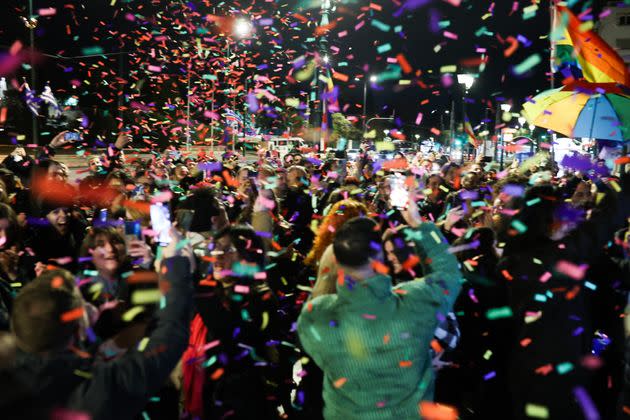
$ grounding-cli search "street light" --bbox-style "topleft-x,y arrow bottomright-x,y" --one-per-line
457,74 -> 476,162
496,103 -> 512,168
362,75 -> 377,132
226,17 -> 254,152
233,18 -> 253,39
457,74 -> 475,92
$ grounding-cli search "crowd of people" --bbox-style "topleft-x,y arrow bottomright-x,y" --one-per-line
0,129 -> 628,420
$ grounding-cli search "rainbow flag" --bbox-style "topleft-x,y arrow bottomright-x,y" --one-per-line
556,5 -> 629,86
464,119 -> 478,146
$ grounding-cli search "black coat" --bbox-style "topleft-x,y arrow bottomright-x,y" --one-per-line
498,180 -> 630,419
0,257 -> 192,420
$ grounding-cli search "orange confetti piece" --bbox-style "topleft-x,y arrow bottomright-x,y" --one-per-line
332,71 -> 349,82
61,307 -> 85,323
418,402 -> 458,420
371,260 -> 390,274
501,269 -> 513,281
430,339 -> 443,354
399,360 -> 413,368
127,271 -> 159,284
333,377 -> 347,388
520,338 -> 532,347
396,53 -> 412,74
337,269 -> 345,286
535,364 -> 554,376
51,276 -> 64,289
210,368 -> 224,380
383,334 -> 390,344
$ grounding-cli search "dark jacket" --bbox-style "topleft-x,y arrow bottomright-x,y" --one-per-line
499,177 -> 630,419
0,257 -> 192,420
192,280 -> 283,419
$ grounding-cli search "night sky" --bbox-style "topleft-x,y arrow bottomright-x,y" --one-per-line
0,0 -> 609,145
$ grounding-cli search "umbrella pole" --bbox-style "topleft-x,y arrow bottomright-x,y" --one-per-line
588,95 -> 599,140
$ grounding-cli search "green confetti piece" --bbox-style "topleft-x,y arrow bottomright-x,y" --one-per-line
511,220 -> 528,233
137,337 -> 150,351
81,46 -> 104,55
241,308 -> 250,321
525,404 -> 549,419
514,54 -> 542,75
584,281 -> 596,291
556,362 -> 573,375
131,290 -> 162,305
310,326 -> 321,341
486,306 -> 513,320
203,355 -> 217,368
534,294 -> 547,302
526,197 -> 541,206
122,306 -> 145,322
371,19 -> 391,32
73,369 -> 93,379
376,43 -> 392,54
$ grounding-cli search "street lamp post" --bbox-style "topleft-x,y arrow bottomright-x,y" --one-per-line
498,103 -> 512,170
362,75 -> 377,132
230,18 -> 253,153
457,74 -> 475,163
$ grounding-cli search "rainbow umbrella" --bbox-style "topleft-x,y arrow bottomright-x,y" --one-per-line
523,81 -> 630,141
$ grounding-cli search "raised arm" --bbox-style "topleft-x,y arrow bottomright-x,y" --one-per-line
398,196 -> 462,313
74,256 -> 193,416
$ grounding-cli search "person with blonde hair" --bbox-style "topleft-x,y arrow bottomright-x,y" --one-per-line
304,199 -> 368,298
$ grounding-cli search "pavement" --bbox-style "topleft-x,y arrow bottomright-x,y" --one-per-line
0,144 -> 241,181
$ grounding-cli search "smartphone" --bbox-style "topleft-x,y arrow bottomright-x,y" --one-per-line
124,220 -> 142,240
64,131 -> 81,142
150,203 -> 172,245
98,209 -> 108,223
389,175 -> 409,209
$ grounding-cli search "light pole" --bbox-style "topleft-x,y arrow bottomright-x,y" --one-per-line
457,74 -> 475,163
26,0 -> 38,145
498,103 -> 512,170
229,17 -> 253,153
362,75 -> 377,132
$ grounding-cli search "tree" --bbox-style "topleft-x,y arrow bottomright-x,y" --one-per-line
330,113 -> 361,149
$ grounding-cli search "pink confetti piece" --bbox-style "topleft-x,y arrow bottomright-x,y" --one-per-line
201,339 -> 221,352
443,31 -> 458,40
38,7 -> 57,16
555,261 -> 587,280
234,285 -> 250,294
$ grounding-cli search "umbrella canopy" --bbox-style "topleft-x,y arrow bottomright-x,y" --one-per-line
523,81 -> 630,141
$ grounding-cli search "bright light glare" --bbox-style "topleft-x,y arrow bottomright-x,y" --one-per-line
234,18 -> 253,38
323,55 -> 329,63
518,116 -> 527,125
457,74 -> 475,90
369,75 -> 378,82
500,103 -> 512,112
